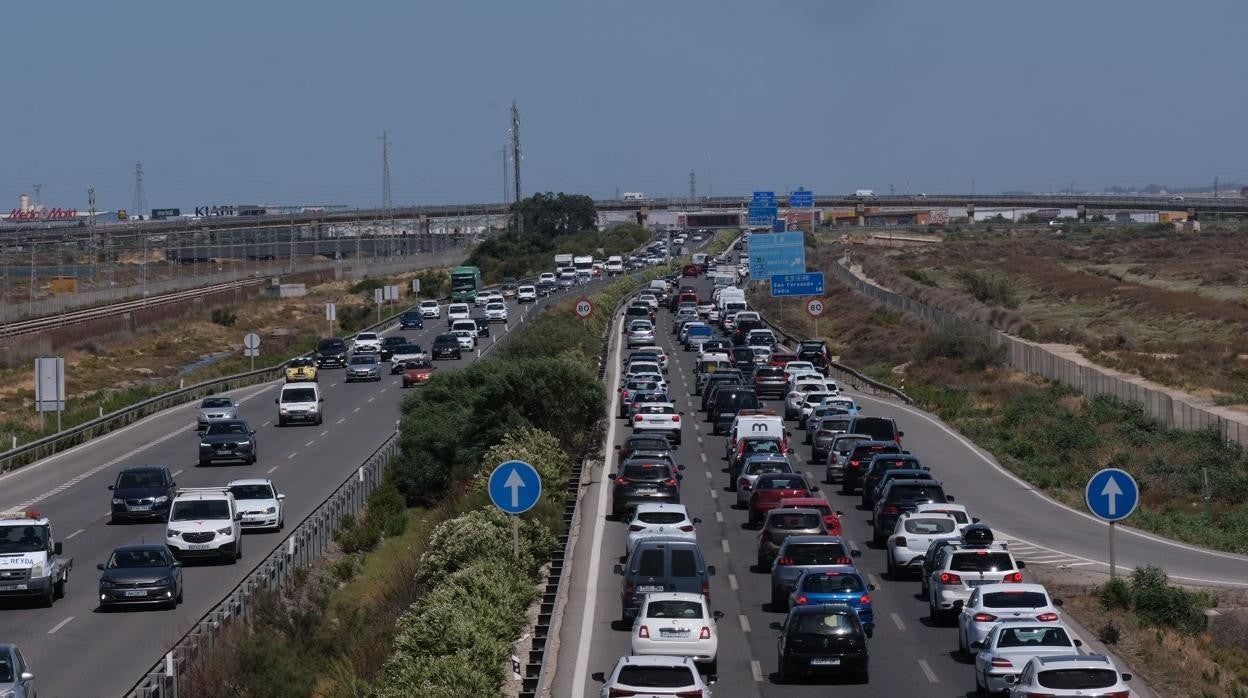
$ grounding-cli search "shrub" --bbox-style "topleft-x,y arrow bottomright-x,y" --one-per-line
332,557 -> 357,582
916,326 -> 1006,370
211,307 -> 238,327
1098,577 -> 1132,610
901,268 -> 937,287
955,268 -> 1019,309
1127,565 -> 1209,635
349,278 -> 385,295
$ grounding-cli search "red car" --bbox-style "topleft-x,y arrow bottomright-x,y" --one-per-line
682,264 -> 700,277
401,359 -> 436,387
779,496 -> 843,536
749,473 -> 818,526
767,349 -> 799,369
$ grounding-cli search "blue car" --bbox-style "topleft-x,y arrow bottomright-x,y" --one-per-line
788,565 -> 875,626
399,311 -> 424,330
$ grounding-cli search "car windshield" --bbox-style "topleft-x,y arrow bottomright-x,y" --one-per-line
355,333 -> 377,341
616,665 -> 697,688
889,485 -> 946,502
922,508 -> 970,524
784,543 -> 849,564
282,388 -> 317,402
116,471 -> 166,489
229,485 -> 274,500
950,552 -> 1015,572
421,301 -> 437,307
793,613 -> 854,636
637,512 -> 686,525
802,573 -> 865,593
435,335 -> 457,345
638,405 -> 673,415
904,518 -> 957,535
622,464 -> 672,479
405,360 -> 433,370
984,591 -> 1050,608
108,549 -> 170,568
646,600 -> 704,619
317,339 -> 346,351
746,460 -> 790,475
746,440 -> 782,454
1036,668 -> 1119,690
769,513 -> 821,530
997,626 -> 1073,648
349,356 -> 377,365
205,421 -> 249,436
0,524 -> 50,554
171,500 -> 231,521
201,398 -> 232,409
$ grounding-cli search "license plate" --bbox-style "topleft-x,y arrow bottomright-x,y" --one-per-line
123,589 -> 147,597
0,583 -> 28,591
636,488 -> 658,495
188,543 -> 212,550
637,585 -> 664,593
967,579 -> 990,587
129,504 -> 153,511
659,628 -> 690,638
810,658 -> 840,666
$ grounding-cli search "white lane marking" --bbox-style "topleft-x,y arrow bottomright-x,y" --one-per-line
715,511 -> 723,523
891,612 -> 906,631
287,452 -> 297,460
709,489 -> 718,500
696,436 -> 703,444
699,453 -> 707,463
917,659 -> 939,683
727,574 -> 740,592
854,391 -> 1248,568
171,469 -> 184,477
102,511 -> 110,518
266,466 -> 279,474
694,423 -> 701,431
867,573 -> 881,588
379,388 -> 387,393
750,660 -> 764,682
337,418 -> 346,424
738,614 -> 751,632
65,528 -> 84,540
261,421 -> 271,427
571,312 -> 625,692
352,407 -> 361,413
319,430 -> 329,437
367,396 -> 375,403
329,383 -> 338,387
722,539 -> 731,554
47,616 -> 75,634
704,471 -> 712,479
304,441 -> 315,447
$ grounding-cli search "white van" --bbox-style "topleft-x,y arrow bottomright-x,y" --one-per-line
275,382 -> 322,426
451,319 -> 480,337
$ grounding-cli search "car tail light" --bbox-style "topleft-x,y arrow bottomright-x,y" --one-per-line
850,459 -> 861,469
673,691 -> 704,698
664,478 -> 679,487
1004,571 -> 1024,583
624,581 -> 635,597
972,613 -> 997,623
699,626 -> 711,639
678,524 -> 695,532
702,581 -> 710,600
881,505 -> 900,515
671,415 -> 680,422
939,572 -> 962,585
634,415 -> 644,422
990,657 -> 1013,668
837,556 -> 852,565
894,536 -> 907,548
608,688 -> 639,697
738,478 -> 750,490
1036,612 -> 1060,622
628,524 -> 645,532
776,556 -> 793,567
859,594 -> 871,605
637,625 -> 650,638
621,390 -> 630,400
794,594 -> 807,605
616,477 -> 630,485
1103,692 -> 1129,698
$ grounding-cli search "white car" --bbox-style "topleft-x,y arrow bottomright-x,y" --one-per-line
450,319 -> 480,338
485,301 -> 509,323
165,487 -> 243,563
485,291 -> 505,305
959,583 -> 1063,657
819,396 -> 859,415
928,540 -> 1025,625
474,290 -> 491,306
798,391 -> 838,428
228,478 -> 286,532
451,329 -> 477,351
351,332 -> 382,353
630,592 -> 723,674
625,503 -> 698,554
885,512 -> 960,579
539,272 -> 557,284
593,655 -> 714,697
418,300 -> 441,318
782,361 -> 817,382
784,380 -> 832,419
632,402 -> 683,444
914,503 -> 975,534
517,285 -> 537,303
629,346 -> 668,372
635,293 -> 659,311
973,619 -> 1084,696
446,303 -> 471,323
1007,654 -> 1132,698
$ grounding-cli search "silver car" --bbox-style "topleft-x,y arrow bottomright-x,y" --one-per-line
0,643 -> 35,698
345,355 -> 382,382
627,320 -> 656,348
197,396 -> 238,431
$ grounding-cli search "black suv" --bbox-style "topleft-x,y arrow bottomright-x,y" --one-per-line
610,460 -> 686,518
859,454 -> 924,509
840,441 -> 903,495
379,336 -> 408,361
701,377 -> 744,413
771,604 -> 872,684
711,388 -> 761,435
872,478 -> 952,546
750,366 -> 789,399
314,338 -> 348,368
431,334 -> 461,360
109,466 -> 176,523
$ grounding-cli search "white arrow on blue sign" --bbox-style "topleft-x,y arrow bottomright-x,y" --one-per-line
1084,468 -> 1139,522
488,460 -> 543,514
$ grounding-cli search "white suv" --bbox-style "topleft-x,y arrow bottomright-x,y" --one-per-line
166,488 -> 242,563
276,382 -> 322,426
517,285 -> 537,303
446,303 -> 471,324
928,536 -> 1025,625
485,301 -> 509,323
886,511 -> 960,579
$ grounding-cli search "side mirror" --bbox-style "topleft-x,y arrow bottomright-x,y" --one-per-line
970,641 -> 983,650
1017,561 -> 1027,569
692,517 -> 702,524
1122,673 -> 1132,682
810,486 -> 819,492
1004,675 -> 1018,685
319,397 -> 324,402
234,513 -> 243,521
172,561 -> 183,568
769,622 -> 784,632
706,565 -> 716,576
108,485 -> 115,490
613,564 -> 624,575
277,494 -> 286,500
19,672 -> 33,682
1074,639 -> 1083,647
54,542 -> 63,556
614,444 -> 621,450
835,511 -> 845,517
1054,598 -> 1063,607
713,610 -> 725,621
946,495 -> 955,502
96,563 -> 105,571
609,473 -> 618,480
250,430 -> 256,435
972,517 -> 981,524
273,398 -> 279,404
863,622 -> 874,638
867,584 -> 876,591
706,674 -> 718,685
676,474 -> 684,480
897,431 -> 905,438
851,549 -> 862,557
676,464 -> 686,470
591,672 -> 606,683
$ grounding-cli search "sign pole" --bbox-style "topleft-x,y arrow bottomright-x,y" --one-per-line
512,515 -> 520,562
1108,522 -> 1116,580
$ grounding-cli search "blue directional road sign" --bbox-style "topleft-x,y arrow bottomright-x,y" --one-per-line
751,191 -> 776,206
488,460 -> 543,515
749,232 -> 806,280
1084,468 -> 1139,522
789,189 -> 814,208
770,272 -> 825,298
747,206 -> 777,227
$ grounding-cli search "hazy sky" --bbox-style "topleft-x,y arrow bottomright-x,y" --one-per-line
3,0 -> 1245,211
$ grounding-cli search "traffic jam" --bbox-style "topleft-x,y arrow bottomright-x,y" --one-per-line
589,236 -> 1136,697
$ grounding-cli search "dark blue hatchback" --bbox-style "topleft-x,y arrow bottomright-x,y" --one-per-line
399,311 -> 424,330
109,466 -> 176,523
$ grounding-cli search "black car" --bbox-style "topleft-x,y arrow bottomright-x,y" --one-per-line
615,433 -> 675,465
701,377 -> 744,412
108,466 -> 176,523
771,604 -> 871,684
197,419 -> 258,466
473,317 -> 491,338
314,337 -> 348,368
711,388 -> 761,435
610,460 -> 686,518
750,366 -> 789,400
872,479 -> 951,546
398,311 -> 424,330
536,280 -> 557,297
840,441 -> 903,495
432,334 -> 461,360
379,336 -> 409,361
797,340 -> 830,373
859,454 -> 925,509
97,544 -> 183,610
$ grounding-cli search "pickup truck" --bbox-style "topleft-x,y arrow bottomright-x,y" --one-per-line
0,511 -> 73,607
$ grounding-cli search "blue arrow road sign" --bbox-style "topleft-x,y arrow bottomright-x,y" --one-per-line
748,232 -> 806,279
789,190 -> 814,208
489,460 -> 542,514
1085,468 -> 1139,522
770,272 -> 825,297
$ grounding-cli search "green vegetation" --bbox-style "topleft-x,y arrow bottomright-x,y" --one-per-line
1098,566 -> 1211,636
955,268 -> 1019,308
901,268 -> 937,286
915,325 -> 1006,370
210,307 -> 238,327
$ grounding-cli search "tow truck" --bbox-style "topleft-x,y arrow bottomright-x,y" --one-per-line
0,510 -> 73,607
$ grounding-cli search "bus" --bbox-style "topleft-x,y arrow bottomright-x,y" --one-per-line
450,266 -> 481,302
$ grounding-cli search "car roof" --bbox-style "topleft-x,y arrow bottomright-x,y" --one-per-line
616,654 -> 699,667
974,582 -> 1047,595
112,543 -> 171,553
226,478 -> 273,487
884,478 -> 943,488
794,564 -> 861,578
787,603 -> 857,617
783,534 -> 846,545
119,465 -> 169,473
779,497 -> 828,507
633,502 -> 688,514
640,591 -> 706,603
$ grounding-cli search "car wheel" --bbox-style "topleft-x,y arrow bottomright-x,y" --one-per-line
40,584 -> 54,607
176,585 -> 183,603
958,629 -> 968,659
316,415 -> 323,426
777,657 -> 788,684
672,434 -> 681,445
235,540 -> 243,561
928,595 -> 940,623
278,417 -> 287,427
771,588 -> 787,611
704,656 -> 718,676
198,459 -> 210,468
886,556 -> 896,579
249,453 -> 257,465
54,573 -> 67,599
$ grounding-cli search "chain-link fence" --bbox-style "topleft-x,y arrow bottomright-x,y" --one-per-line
829,258 -> 1248,447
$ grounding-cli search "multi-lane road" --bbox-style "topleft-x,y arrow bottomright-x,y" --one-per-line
554,268 -> 1248,697
0,290 -> 547,697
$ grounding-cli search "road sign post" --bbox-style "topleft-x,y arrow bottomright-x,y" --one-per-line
574,297 -> 593,320
326,302 -> 336,337
806,297 -> 826,338
243,332 -> 261,371
1084,468 -> 1140,579
488,460 -> 543,561
34,356 -> 66,431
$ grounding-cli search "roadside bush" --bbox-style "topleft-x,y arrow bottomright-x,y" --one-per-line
349,278 -> 385,295
902,268 -> 937,287
916,325 -> 1006,370
413,269 -> 448,299
335,304 -> 372,334
332,482 -> 408,554
1098,577 -> 1132,610
414,508 -> 555,588
1129,565 -> 1209,635
955,268 -> 1019,309
210,307 -> 238,327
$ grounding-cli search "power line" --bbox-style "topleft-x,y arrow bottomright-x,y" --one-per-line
379,130 -> 393,212
511,101 -> 523,234
132,162 -> 146,218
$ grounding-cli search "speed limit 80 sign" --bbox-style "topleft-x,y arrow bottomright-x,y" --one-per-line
806,297 -> 827,317
574,297 -> 594,320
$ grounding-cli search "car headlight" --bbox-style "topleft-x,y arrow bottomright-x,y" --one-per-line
155,495 -> 169,503
29,562 -> 47,579
167,529 -> 180,539
112,497 -> 124,505
156,576 -> 174,586
263,506 -> 276,514
216,526 -> 234,535
200,442 -> 212,448
99,578 -> 116,589
279,406 -> 290,414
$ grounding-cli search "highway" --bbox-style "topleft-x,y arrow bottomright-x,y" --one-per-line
0,290 -> 539,698
554,268 -> 1248,697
